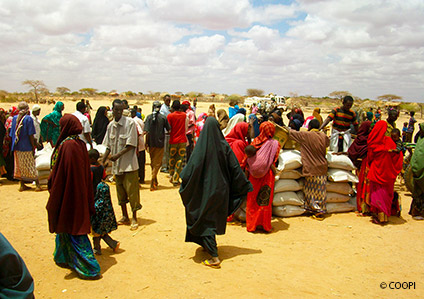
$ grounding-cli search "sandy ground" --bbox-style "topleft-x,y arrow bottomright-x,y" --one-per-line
1,99 -> 424,298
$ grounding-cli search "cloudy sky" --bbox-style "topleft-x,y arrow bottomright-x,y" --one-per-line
1,0 -> 423,101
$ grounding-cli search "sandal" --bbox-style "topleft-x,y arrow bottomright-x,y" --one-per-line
202,259 -> 221,269
130,223 -> 139,231
117,218 -> 130,225
113,242 -> 120,253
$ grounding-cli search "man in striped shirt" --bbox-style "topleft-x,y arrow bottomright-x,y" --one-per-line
319,96 -> 358,152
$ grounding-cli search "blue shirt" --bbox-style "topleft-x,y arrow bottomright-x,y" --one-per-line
10,115 -> 35,152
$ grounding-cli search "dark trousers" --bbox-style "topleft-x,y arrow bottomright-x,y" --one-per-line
93,234 -> 119,251
186,133 -> 194,163
137,150 -> 146,183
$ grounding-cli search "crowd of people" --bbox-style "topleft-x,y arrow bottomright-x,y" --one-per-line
1,94 -> 424,291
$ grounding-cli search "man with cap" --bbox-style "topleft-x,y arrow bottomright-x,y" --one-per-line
30,104 -> 42,150
9,102 -> 41,191
144,101 -> 170,191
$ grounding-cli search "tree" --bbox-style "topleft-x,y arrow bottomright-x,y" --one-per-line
247,88 -> 264,97
328,91 -> 351,100
226,94 -> 242,103
377,94 -> 403,102
22,80 -> 46,102
56,86 -> 70,96
79,88 -> 98,96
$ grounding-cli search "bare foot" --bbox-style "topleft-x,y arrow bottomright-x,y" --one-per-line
19,185 -> 31,192
117,217 -> 130,225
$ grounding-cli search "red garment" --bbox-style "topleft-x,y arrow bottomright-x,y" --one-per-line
46,114 -> 94,235
167,111 -> 187,144
225,122 -> 249,165
246,169 -> 274,232
367,120 -> 403,185
356,156 -> 371,212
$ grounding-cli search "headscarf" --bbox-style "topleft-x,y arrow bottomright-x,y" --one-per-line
14,102 -> 30,144
367,120 -> 403,185
249,114 -> 260,138
40,101 -> 64,145
91,106 -> 109,144
181,100 -> 191,109
290,118 -> 302,131
179,117 -> 252,237
195,113 -> 208,138
313,108 -> 323,125
225,122 -> 250,165
217,109 -> 230,130
5,107 -> 18,130
222,113 -> 245,137
47,114 -> 94,235
347,120 -> 372,169
366,111 -> 373,121
251,121 -> 275,150
237,108 -> 246,115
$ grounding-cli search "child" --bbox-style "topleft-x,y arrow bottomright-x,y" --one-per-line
88,149 -> 119,255
390,128 -> 405,154
244,145 -> 257,158
402,122 -> 408,143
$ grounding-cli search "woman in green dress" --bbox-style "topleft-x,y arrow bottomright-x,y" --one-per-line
40,101 -> 64,146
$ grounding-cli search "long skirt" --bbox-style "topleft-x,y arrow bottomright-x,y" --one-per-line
13,151 -> 37,181
370,181 -> 395,222
304,175 -> 327,214
357,157 -> 371,213
185,230 -> 218,257
54,233 -> 100,278
246,169 -> 274,232
168,143 -> 186,184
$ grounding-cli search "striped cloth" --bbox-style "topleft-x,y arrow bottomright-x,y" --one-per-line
304,175 -> 327,214
328,107 -> 358,132
13,151 -> 37,181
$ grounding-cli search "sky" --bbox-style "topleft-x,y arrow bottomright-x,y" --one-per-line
0,0 -> 423,101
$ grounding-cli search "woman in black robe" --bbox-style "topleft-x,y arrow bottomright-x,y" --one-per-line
91,107 -> 109,144
179,117 -> 252,268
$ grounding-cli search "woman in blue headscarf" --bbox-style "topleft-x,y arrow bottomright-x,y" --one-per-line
248,114 -> 260,138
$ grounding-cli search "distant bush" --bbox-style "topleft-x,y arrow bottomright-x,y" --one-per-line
399,103 -> 420,112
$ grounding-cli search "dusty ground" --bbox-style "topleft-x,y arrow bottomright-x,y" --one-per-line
1,99 -> 424,298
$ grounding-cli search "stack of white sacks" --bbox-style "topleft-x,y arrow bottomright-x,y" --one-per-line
272,150 -> 359,218
325,152 -> 357,213
35,143 -> 53,185
272,150 -> 306,217
34,142 -> 111,185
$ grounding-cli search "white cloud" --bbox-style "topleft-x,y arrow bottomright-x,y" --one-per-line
0,0 -> 423,101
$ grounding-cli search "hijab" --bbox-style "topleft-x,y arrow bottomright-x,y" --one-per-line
217,109 -> 230,130
249,114 -> 260,138
313,108 -> 323,125
222,113 -> 245,137
251,121 -> 275,150
347,120 -> 372,169
91,106 -> 109,144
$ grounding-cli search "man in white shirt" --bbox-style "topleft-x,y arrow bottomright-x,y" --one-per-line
72,102 -> 93,149
30,104 -> 42,150
160,94 -> 171,172
102,99 -> 141,230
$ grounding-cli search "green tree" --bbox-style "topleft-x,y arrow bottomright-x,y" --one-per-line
22,80 -> 46,102
79,88 -> 98,96
247,88 -> 264,97
377,94 -> 403,101
328,91 -> 351,100
56,86 -> 70,96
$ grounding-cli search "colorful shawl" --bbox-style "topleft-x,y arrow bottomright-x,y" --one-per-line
40,101 -> 64,145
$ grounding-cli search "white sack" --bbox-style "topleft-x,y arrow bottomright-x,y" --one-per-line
36,154 -> 51,171
326,192 -> 351,203
278,169 -> 302,180
328,168 -> 359,183
273,191 -> 304,207
273,205 -> 306,217
326,182 -> 354,195
326,202 -> 355,213
274,179 -> 302,193
326,152 -> 356,171
37,169 -> 50,180
277,150 -> 302,171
